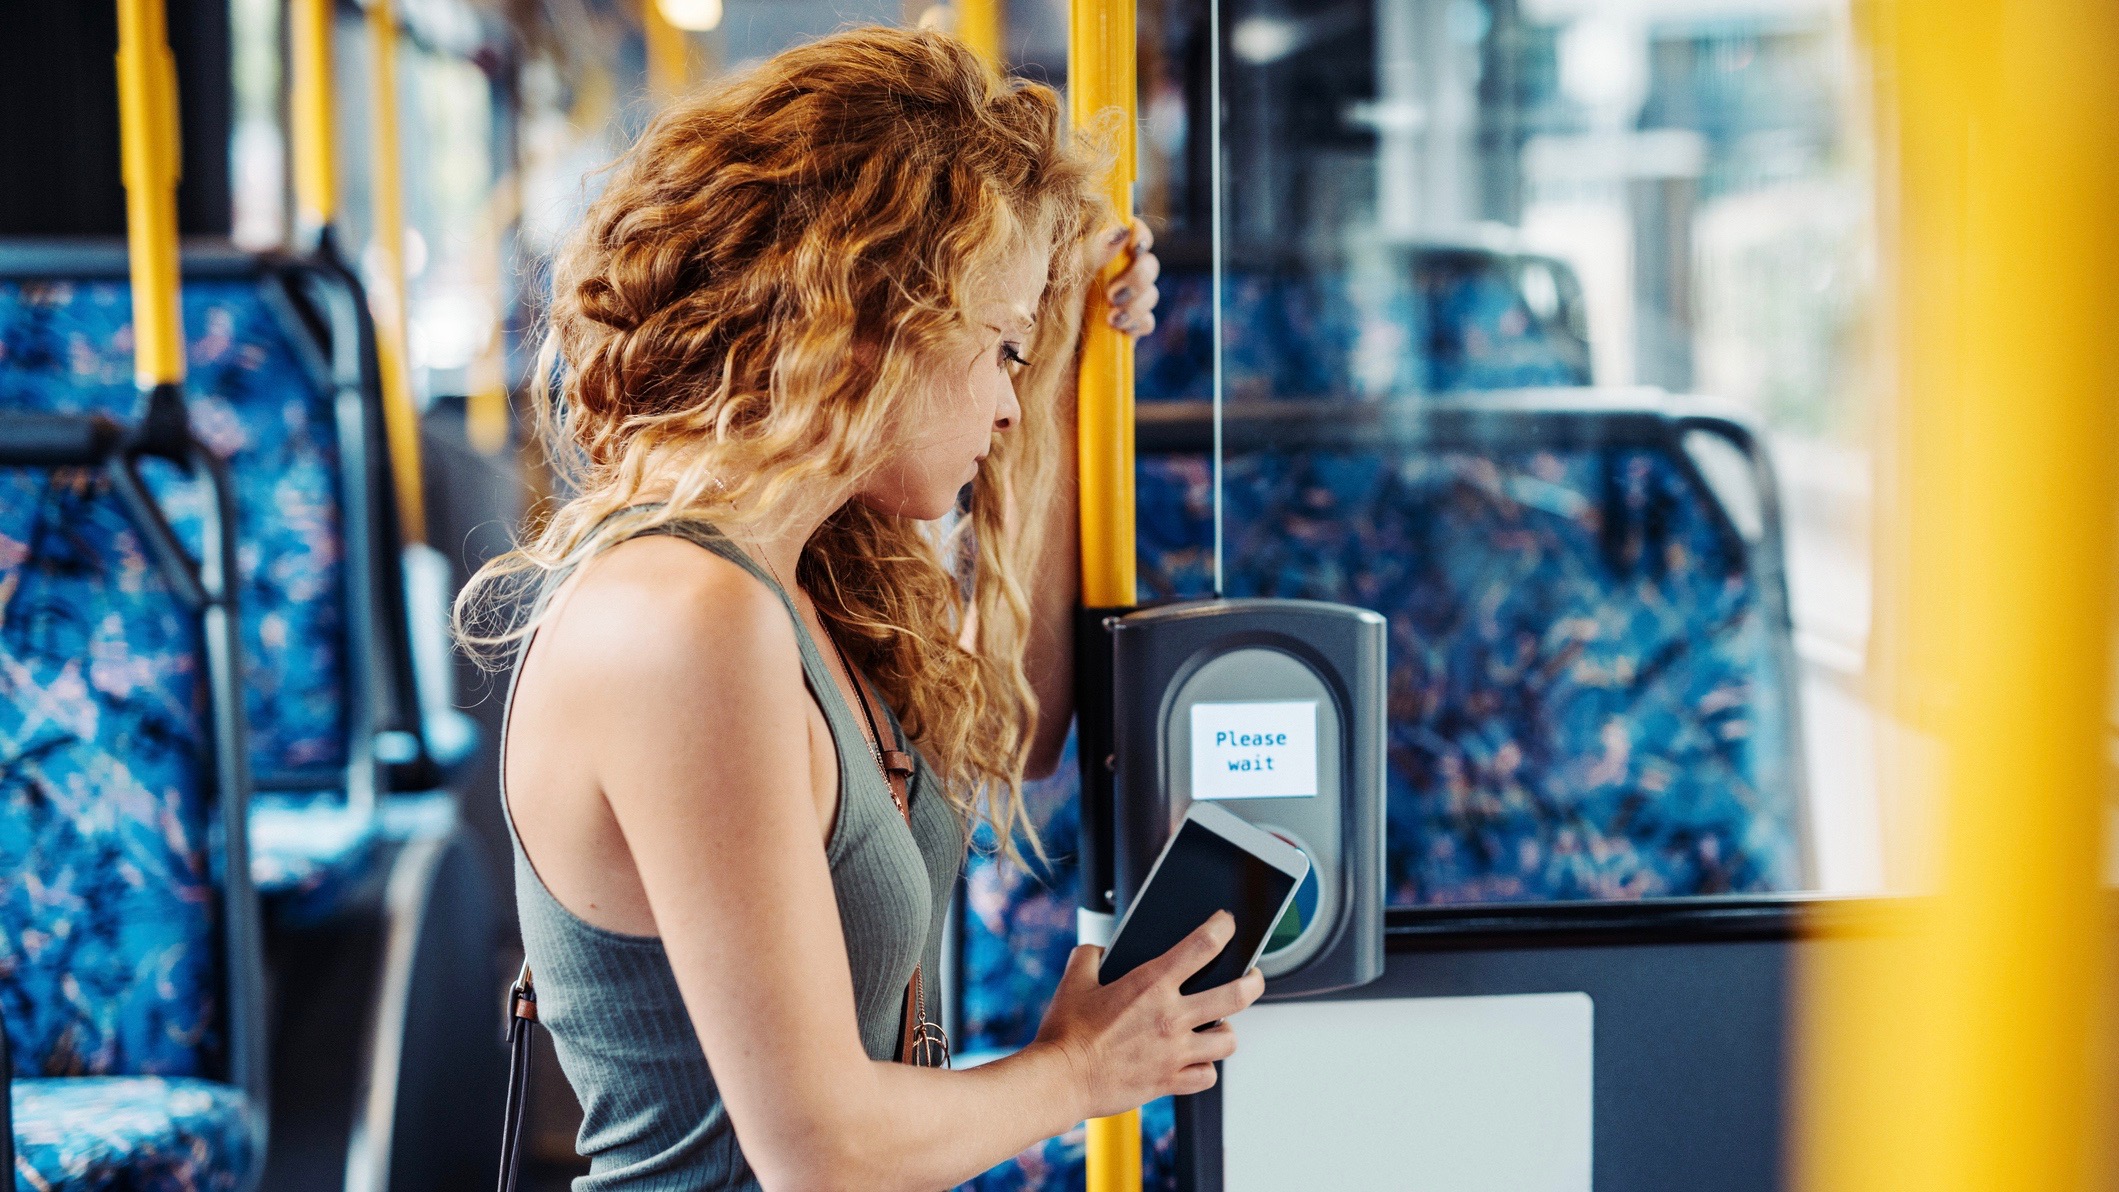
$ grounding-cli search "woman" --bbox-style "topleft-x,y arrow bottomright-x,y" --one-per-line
461,26 -> 1264,1192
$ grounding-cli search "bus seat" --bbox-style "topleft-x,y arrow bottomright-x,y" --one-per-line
1412,249 -> 1592,392
1136,270 -> 1359,403
11,1078 -> 255,1191
0,258 -> 388,927
1135,248 -> 1593,403
966,400 -> 1805,1014
1136,414 -> 1806,903
1,424 -> 264,1191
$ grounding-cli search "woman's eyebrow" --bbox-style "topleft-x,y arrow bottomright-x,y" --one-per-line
984,306 -> 1037,336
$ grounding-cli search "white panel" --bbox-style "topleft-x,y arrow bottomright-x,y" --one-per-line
1222,992 -> 1593,1192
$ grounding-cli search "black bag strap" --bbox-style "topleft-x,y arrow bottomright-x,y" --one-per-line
497,962 -> 538,1192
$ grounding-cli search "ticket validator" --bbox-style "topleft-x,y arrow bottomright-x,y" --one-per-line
1079,599 -> 1387,999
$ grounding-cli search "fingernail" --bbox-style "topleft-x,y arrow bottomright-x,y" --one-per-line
1109,312 -> 1130,331
1110,285 -> 1134,306
1109,225 -> 1131,244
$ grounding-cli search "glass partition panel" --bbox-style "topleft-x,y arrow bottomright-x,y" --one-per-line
1136,0 -> 1881,904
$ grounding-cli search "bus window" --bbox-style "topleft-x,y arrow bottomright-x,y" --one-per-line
1129,0 -> 1880,903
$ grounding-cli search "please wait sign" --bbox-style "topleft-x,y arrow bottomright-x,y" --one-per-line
1189,700 -> 1320,800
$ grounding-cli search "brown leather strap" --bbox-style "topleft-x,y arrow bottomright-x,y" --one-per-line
880,759 -> 927,1066
826,630 -> 944,1068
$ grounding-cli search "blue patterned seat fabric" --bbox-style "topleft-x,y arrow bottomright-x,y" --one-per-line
1140,445 -> 1801,903
0,466 -> 258,1187
1414,252 -> 1589,392
0,275 -> 378,919
0,472 -> 222,1081
11,1076 -> 256,1192
1135,255 -> 1590,402
956,437 -> 1800,1186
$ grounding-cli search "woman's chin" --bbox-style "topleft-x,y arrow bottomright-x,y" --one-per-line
855,488 -> 963,522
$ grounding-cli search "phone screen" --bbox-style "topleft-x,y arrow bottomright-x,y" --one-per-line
1098,818 -> 1299,994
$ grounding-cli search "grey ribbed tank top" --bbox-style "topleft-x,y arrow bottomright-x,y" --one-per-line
499,517 -> 963,1191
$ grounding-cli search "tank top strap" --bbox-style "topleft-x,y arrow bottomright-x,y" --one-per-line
624,517 -> 900,802
498,507 -> 909,864
632,520 -> 846,710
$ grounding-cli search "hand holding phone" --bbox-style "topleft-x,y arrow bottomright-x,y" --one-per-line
1098,802 -> 1311,992
1026,804 -> 1305,1121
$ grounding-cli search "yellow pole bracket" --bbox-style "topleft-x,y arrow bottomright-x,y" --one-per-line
1071,1 -> 1140,1189
1796,3 -> 2119,1191
366,0 -> 427,544
115,0 -> 185,389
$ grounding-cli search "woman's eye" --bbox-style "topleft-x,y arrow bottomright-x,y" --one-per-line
999,342 -> 1032,372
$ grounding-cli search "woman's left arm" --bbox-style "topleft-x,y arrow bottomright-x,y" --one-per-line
1024,219 -> 1160,778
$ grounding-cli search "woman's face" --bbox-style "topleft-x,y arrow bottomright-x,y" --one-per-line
855,246 -> 1049,521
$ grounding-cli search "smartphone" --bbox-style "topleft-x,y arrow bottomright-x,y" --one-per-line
1098,801 -> 1311,994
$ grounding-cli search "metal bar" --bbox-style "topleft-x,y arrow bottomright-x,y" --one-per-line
290,0 -> 337,236
366,0 -> 428,544
114,0 -> 185,388
1207,0 -> 1222,596
1070,0 -> 1140,1186
1796,3 -> 2119,1190
192,442 -> 273,1156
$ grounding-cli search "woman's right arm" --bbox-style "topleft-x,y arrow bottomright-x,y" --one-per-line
554,547 -> 1261,1192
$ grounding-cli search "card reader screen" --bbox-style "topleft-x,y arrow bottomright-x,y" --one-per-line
1190,700 -> 1320,800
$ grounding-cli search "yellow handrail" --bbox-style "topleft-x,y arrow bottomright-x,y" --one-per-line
465,170 -> 522,456
289,0 -> 336,235
115,0 -> 185,389
366,0 -> 427,543
1796,3 -> 2119,1191
643,0 -> 689,100
1070,1 -> 1139,1189
1070,0 -> 1137,612
958,0 -> 1003,70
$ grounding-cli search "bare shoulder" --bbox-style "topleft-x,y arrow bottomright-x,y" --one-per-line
533,534 -> 800,700
505,534 -> 825,937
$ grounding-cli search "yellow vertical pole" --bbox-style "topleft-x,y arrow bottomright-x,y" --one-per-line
642,0 -> 690,100
289,0 -> 336,237
958,0 -> 1003,70
1071,1 -> 1139,1190
115,0 -> 185,389
1071,0 -> 1137,611
465,170 -> 522,457
366,0 -> 426,543
1796,2 -> 2119,1191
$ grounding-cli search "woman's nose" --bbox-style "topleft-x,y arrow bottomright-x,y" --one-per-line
994,383 -> 1022,431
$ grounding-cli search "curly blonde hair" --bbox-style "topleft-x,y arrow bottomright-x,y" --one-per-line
457,26 -> 1108,853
